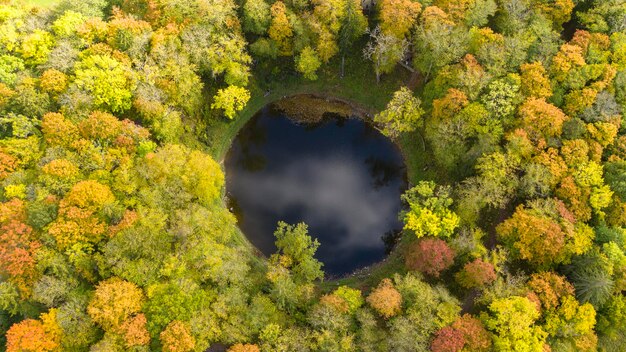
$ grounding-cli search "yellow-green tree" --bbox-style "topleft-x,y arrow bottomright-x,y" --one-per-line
73,54 -> 137,113
211,85 -> 251,119
482,296 -> 547,352
402,181 -> 460,238
296,46 -> 322,80
374,86 -> 424,138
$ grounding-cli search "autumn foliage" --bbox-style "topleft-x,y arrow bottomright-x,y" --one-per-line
48,180 -> 115,250
120,313 -> 150,347
527,272 -> 575,311
366,278 -> 402,319
518,98 -> 568,141
0,199 -> 40,295
455,258 -> 496,289
87,277 -> 145,330
228,343 -> 261,352
0,0 -> 625,350
520,62 -> 552,98
451,314 -> 492,351
0,151 -> 17,179
378,0 -> 421,39
430,326 -> 465,352
431,314 -> 492,352
6,310 -> 61,352
405,238 -> 455,277
497,199 -> 593,267
160,320 -> 196,352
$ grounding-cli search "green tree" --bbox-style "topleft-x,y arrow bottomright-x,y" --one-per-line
578,0 -> 626,34
51,11 -> 86,38
333,286 -> 363,313
566,248 -> 616,308
242,0 -> 271,35
413,6 -> 467,80
139,144 -> 225,207
363,26 -> 408,83
271,222 -> 323,284
0,55 -> 24,86
373,86 -> 424,138
337,0 -> 367,76
604,161 -> 626,201
465,0 -> 497,27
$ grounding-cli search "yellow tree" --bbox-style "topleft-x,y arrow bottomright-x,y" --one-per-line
48,180 -> 115,250
160,321 -> 196,352
378,0 -> 421,39
366,278 -> 402,318
551,44 -> 585,82
533,0 -> 575,28
268,2 -> 293,56
518,98 -> 568,142
87,277 -> 145,331
520,62 -> 552,98
402,181 -> 460,238
228,344 -> 261,352
296,46 -> 322,80
211,85 -> 251,119
433,0 -> 472,23
41,112 -> 79,147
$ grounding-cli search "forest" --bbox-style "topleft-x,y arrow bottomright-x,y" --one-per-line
1,0 -> 626,351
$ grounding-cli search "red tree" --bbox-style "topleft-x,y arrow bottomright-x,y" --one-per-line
455,259 -> 496,289
451,314 -> 492,351
405,238 -> 455,277
0,200 -> 40,295
431,326 -> 465,352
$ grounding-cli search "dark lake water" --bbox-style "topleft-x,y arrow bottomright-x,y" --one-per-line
225,104 -> 407,277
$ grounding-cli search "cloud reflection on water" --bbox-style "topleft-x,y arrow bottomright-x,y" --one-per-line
233,154 -> 398,249
225,110 -> 407,276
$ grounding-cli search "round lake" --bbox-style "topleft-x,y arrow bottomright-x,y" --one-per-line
225,103 -> 407,277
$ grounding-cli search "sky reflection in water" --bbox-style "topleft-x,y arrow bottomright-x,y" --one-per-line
225,106 -> 407,276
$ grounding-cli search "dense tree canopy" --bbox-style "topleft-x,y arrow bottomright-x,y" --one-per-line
1,0 -> 626,350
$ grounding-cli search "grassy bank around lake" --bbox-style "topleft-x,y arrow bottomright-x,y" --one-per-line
204,53 -> 445,187
203,53 -> 447,290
